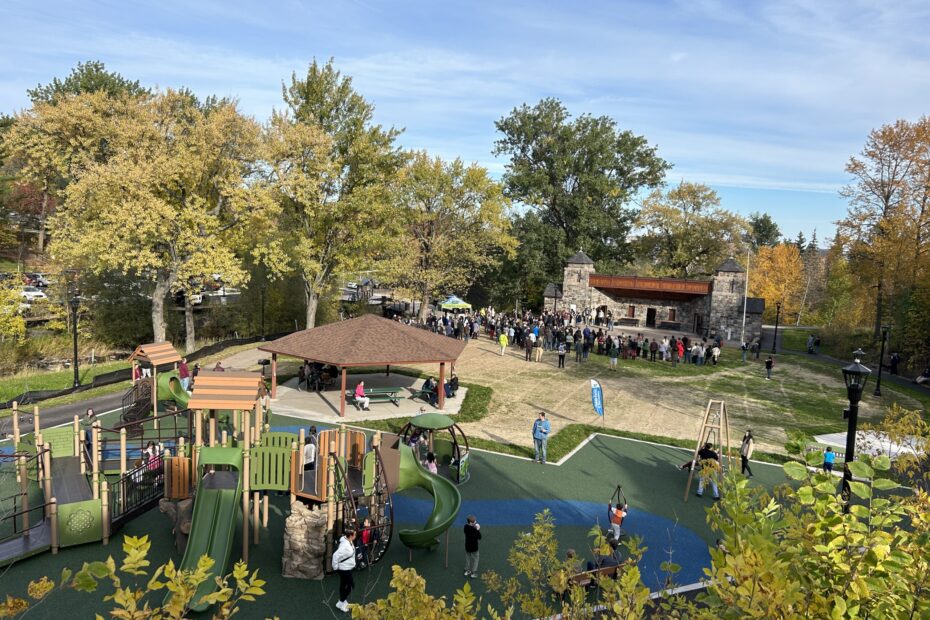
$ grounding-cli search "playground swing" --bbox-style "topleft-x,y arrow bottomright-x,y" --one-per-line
606,484 -> 628,541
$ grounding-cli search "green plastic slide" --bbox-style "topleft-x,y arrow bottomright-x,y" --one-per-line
395,443 -> 462,550
157,370 -> 190,409
167,447 -> 242,613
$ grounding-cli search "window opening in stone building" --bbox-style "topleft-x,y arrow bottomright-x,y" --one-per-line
627,305 -> 635,318
668,308 -> 677,321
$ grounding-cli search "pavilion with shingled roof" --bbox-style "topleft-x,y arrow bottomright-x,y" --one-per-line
258,314 -> 466,417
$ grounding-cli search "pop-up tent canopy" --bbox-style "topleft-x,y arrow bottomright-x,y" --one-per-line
440,296 -> 471,310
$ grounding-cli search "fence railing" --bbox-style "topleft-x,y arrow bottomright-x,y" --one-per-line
110,455 -> 165,529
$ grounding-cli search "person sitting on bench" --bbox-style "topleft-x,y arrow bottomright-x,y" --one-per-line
586,537 -> 622,572
445,373 -> 459,398
354,381 -> 371,411
421,377 -> 439,406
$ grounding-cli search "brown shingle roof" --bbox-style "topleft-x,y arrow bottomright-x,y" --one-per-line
128,342 -> 182,366
258,314 -> 466,367
188,370 -> 265,411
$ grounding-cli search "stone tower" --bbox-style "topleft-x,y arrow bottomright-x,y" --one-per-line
708,257 -> 747,339
561,250 -> 595,310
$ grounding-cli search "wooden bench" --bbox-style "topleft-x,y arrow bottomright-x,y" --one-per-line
657,321 -> 681,330
570,563 -> 620,589
616,317 -> 640,327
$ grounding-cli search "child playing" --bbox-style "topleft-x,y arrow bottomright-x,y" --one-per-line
823,447 -> 836,473
463,515 -> 481,578
424,452 -> 438,474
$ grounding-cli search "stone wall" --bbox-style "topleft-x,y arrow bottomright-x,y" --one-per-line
708,271 -> 750,341
282,501 -> 328,580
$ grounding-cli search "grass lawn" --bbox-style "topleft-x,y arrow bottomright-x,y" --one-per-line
0,360 -> 129,403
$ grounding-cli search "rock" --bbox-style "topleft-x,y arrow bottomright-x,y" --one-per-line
159,497 -> 193,553
282,501 -> 328,580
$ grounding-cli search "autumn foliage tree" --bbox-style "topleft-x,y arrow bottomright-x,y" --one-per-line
749,243 -> 805,322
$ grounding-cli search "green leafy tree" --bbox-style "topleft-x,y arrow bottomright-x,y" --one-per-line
0,283 -> 26,341
747,212 -> 781,250
264,59 -> 405,327
494,98 -> 670,274
353,566 -> 500,620
636,181 -> 748,277
28,60 -> 148,105
48,90 -> 263,346
0,535 -> 266,619
390,151 -> 516,320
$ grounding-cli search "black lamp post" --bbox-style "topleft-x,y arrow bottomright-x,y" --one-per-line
841,349 -> 871,510
69,295 -> 81,388
771,301 -> 782,353
873,325 -> 890,397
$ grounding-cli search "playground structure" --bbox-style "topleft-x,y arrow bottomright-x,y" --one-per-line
683,400 -> 733,502
399,412 -> 471,484
122,342 -> 188,431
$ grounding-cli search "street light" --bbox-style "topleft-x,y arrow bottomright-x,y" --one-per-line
873,325 -> 890,397
771,301 -> 782,353
69,295 -> 81,388
841,348 -> 871,510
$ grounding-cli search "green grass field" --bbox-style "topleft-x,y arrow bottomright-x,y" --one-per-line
0,360 -> 130,403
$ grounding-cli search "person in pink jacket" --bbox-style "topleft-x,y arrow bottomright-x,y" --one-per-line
354,381 -> 370,411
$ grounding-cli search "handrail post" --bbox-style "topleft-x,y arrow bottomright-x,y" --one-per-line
42,443 -> 53,505
73,414 -> 80,458
33,405 -> 40,438
20,455 -> 30,537
298,428 -> 306,493
101,480 -> 110,545
13,402 -> 21,485
79,430 -> 87,474
119,428 -> 127,477
49,497 -> 58,553
242,446 -> 250,562
92,422 -> 100,499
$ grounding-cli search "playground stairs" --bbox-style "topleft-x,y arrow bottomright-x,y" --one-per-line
0,518 -> 51,564
121,379 -> 153,433
52,456 -> 92,504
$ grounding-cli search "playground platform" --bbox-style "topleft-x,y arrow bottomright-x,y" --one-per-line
270,373 -> 468,422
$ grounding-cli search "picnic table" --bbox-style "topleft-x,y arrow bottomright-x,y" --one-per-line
347,387 -> 402,408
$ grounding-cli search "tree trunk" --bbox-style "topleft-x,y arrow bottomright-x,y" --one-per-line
152,271 -> 174,343
184,295 -> 195,353
418,291 -> 430,322
304,281 -> 319,329
37,189 -> 48,253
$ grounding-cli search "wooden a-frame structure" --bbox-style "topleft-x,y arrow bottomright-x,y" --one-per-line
683,400 -> 733,502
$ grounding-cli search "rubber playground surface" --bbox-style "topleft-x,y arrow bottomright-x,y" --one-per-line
0,417 -> 789,618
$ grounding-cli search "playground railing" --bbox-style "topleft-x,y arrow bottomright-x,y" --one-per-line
110,455 -> 165,530
97,409 -> 193,467
0,491 -> 49,544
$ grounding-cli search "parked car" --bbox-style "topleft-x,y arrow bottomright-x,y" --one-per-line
24,273 -> 50,287
20,286 -> 47,302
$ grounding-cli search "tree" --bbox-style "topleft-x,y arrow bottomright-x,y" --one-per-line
861,404 -> 930,494
636,181 -> 748,277
749,243 -> 805,322
48,90 -> 263,346
390,152 -> 516,320
494,98 -> 670,273
0,535 -> 267,618
747,212 -> 781,250
0,283 -> 26,341
266,59 -> 405,328
28,60 -> 148,105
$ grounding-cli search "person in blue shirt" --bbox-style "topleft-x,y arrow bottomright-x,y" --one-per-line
532,412 -> 551,464
823,447 -> 836,473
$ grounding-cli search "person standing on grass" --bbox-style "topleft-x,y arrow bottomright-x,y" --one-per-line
609,342 -> 619,371
498,331 -> 508,356
332,528 -> 357,613
740,430 -> 754,477
823,447 -> 835,473
463,515 -> 481,578
534,333 -> 543,362
532,412 -> 551,464
525,334 -> 534,362
765,355 -> 774,380
557,341 -> 567,369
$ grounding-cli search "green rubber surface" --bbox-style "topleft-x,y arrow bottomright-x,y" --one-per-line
395,443 -> 461,549
157,370 -> 189,409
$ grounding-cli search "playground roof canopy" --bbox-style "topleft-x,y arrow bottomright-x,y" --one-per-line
128,342 -> 181,366
188,370 -> 265,411
259,314 -> 466,367
409,412 -> 456,430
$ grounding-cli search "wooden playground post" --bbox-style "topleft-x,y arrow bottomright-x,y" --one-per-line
20,456 -> 29,537
297,428 -> 306,495
151,366 -> 159,430
79,430 -> 87,474
119,428 -> 127,477
221,430 -> 228,447
49,498 -> 59,553
255,405 -> 263,445
438,362 -> 446,410
42,443 -> 53,504
91,422 -> 100,499
242,444 -> 250,562
209,413 -> 217,447
178,436 -> 186,458
34,405 -> 40,438
193,410 -> 202,474
73,415 -> 80,457
325,439 -> 337,563
13,403 -> 21,485
339,367 -> 347,418
101,480 -> 110,545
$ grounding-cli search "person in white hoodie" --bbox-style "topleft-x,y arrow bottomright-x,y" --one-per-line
332,528 -> 357,612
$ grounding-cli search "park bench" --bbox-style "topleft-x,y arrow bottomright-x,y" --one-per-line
657,321 -> 681,330
347,387 -> 401,409
569,563 -> 620,589
616,317 -> 639,327
409,387 -> 438,404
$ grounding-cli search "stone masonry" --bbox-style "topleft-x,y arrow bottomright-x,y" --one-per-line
282,501 -> 328,580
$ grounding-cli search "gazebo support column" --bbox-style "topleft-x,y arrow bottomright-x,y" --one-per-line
438,362 -> 446,410
271,353 -> 278,399
386,364 -> 390,376
339,366 -> 347,418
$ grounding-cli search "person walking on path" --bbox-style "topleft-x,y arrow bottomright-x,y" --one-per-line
764,356 -> 774,380
557,341 -> 566,369
332,528 -> 357,613
463,515 -> 481,578
532,412 -> 551,464
740,430 -> 754,477
498,331 -> 508,356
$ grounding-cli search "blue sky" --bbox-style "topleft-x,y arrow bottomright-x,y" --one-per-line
3,0 -> 930,243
